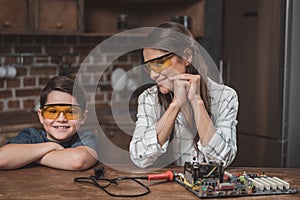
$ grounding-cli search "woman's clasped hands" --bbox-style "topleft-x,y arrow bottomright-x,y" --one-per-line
170,73 -> 201,108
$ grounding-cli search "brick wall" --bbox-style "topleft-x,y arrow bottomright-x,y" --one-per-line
0,35 -> 143,114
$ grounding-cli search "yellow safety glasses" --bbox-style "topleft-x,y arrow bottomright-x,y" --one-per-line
144,52 -> 175,74
42,104 -> 82,120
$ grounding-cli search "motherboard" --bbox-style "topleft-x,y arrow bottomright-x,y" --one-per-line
175,162 -> 298,198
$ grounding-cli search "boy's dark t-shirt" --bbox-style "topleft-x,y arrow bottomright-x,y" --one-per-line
7,128 -> 98,153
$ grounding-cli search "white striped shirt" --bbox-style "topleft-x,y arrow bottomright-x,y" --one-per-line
129,79 -> 238,168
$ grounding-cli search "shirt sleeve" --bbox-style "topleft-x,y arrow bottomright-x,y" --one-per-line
199,86 -> 239,168
129,89 -> 168,168
72,131 -> 99,153
7,128 -> 99,156
7,128 -> 46,144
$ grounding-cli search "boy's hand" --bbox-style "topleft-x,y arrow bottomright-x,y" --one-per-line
35,142 -> 64,164
50,142 -> 64,151
0,142 -> 65,170
37,146 -> 98,170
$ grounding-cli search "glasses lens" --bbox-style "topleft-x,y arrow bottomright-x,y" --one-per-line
42,105 -> 81,120
145,53 -> 173,74
149,59 -> 172,73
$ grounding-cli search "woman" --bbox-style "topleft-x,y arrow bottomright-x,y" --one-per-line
129,22 -> 238,168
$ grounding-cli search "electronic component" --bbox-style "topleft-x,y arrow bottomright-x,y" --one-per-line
184,162 -> 224,185
175,162 -> 298,198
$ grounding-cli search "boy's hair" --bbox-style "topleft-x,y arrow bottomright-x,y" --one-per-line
40,76 -> 86,110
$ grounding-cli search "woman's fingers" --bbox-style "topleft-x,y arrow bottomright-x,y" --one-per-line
171,74 -> 202,102
170,73 -> 200,84
173,79 -> 189,105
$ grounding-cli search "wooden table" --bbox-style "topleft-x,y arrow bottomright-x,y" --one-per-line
0,165 -> 299,200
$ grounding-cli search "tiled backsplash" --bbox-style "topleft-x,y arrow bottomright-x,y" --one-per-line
0,35 -> 143,113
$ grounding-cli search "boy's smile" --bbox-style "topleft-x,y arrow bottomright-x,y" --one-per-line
53,126 -> 70,130
38,90 -> 87,142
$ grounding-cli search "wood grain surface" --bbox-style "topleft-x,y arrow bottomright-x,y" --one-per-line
0,165 -> 299,200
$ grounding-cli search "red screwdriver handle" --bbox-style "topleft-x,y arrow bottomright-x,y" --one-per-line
147,171 -> 174,181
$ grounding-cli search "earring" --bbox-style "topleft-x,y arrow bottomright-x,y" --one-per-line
184,48 -> 193,63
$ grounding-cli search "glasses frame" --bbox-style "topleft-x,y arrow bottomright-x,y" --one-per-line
41,103 -> 82,120
144,52 -> 175,74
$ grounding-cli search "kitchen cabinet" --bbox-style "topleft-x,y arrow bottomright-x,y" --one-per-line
0,0 -> 204,36
222,0 -> 285,167
35,0 -> 84,34
0,0 -> 33,33
0,0 -> 84,34
84,0 -> 205,37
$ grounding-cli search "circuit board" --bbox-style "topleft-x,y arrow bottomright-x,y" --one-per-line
175,162 -> 298,198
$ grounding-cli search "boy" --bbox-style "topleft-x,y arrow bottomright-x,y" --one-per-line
0,76 -> 98,170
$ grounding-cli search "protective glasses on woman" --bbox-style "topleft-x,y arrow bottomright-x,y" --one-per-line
41,104 -> 82,120
144,52 -> 175,74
